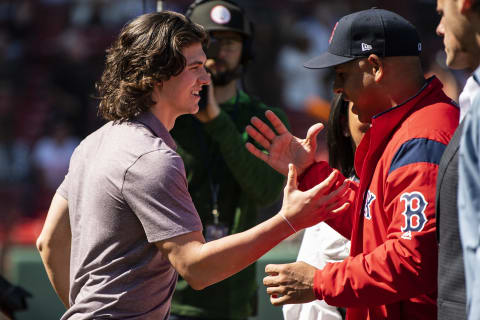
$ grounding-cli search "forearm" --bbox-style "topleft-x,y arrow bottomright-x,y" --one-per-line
170,213 -> 293,290
161,165 -> 349,290
36,193 -> 71,308
38,242 -> 70,308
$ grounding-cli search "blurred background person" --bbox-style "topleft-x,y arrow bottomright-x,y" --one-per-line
32,118 -> 79,217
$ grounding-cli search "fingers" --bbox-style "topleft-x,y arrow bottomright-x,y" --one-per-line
320,179 -> 351,206
308,169 -> 340,197
245,142 -> 269,163
263,275 -> 279,288
270,292 -> 292,306
265,263 -> 283,275
306,123 -> 324,142
265,110 -> 289,135
266,281 -> 301,306
250,116 -> 277,141
322,181 -> 353,213
285,164 -> 298,190
246,125 -> 270,150
330,202 -> 351,214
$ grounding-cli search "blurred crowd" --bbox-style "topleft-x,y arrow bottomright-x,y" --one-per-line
0,0 -> 470,244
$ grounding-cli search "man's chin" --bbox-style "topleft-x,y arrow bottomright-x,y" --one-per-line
211,67 -> 243,86
444,50 -> 464,70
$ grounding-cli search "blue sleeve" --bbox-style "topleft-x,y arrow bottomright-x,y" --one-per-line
458,92 -> 480,320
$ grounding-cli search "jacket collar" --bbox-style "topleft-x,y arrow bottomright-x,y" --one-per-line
354,76 -> 442,177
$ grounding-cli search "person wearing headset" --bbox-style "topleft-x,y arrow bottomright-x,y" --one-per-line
170,1 -> 290,319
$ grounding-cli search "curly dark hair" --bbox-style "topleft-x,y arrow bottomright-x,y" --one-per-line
96,11 -> 208,122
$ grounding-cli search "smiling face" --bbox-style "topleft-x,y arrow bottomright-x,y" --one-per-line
333,59 -> 387,123
436,0 -> 479,70
155,42 -> 210,120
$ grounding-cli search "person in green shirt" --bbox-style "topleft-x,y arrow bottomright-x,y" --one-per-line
170,1 -> 290,319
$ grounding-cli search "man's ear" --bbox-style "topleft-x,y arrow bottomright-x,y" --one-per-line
367,54 -> 384,82
460,0 -> 473,14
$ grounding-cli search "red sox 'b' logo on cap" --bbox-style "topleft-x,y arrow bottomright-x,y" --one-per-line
329,21 -> 339,44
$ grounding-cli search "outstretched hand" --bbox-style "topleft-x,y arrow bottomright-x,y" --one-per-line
246,110 -> 324,176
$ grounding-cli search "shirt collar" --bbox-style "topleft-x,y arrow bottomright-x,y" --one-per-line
135,111 -> 177,150
473,66 -> 480,85
372,77 -> 433,120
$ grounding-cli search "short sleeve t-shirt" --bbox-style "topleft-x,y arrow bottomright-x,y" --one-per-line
57,112 -> 202,320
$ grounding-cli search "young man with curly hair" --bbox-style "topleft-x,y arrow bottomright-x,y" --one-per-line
35,11 -> 351,320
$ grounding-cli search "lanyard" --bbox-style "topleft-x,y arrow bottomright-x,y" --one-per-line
196,91 -> 240,225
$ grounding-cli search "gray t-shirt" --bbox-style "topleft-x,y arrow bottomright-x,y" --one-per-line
57,112 -> 202,319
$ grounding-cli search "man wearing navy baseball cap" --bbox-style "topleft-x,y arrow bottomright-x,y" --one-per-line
246,8 -> 460,319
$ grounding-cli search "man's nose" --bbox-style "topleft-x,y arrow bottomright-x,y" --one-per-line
436,19 -> 445,36
200,69 -> 211,85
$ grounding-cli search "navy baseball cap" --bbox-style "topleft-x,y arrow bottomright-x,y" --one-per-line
304,8 -> 422,69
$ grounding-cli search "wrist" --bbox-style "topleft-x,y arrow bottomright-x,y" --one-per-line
280,212 -> 297,234
277,210 -> 296,236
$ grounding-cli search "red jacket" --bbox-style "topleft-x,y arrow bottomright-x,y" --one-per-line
301,77 -> 459,319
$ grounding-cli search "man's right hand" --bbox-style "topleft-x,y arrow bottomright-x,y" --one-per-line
263,261 -> 317,306
246,110 -> 324,176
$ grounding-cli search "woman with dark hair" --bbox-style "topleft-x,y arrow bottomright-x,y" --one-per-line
283,93 -> 369,320
328,94 -> 358,178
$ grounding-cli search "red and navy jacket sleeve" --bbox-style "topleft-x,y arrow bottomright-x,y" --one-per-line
313,136 -> 446,307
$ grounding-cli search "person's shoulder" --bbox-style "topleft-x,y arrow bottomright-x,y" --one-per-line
400,99 -> 459,142
386,102 -> 459,176
92,120 -> 180,169
124,145 -> 184,185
